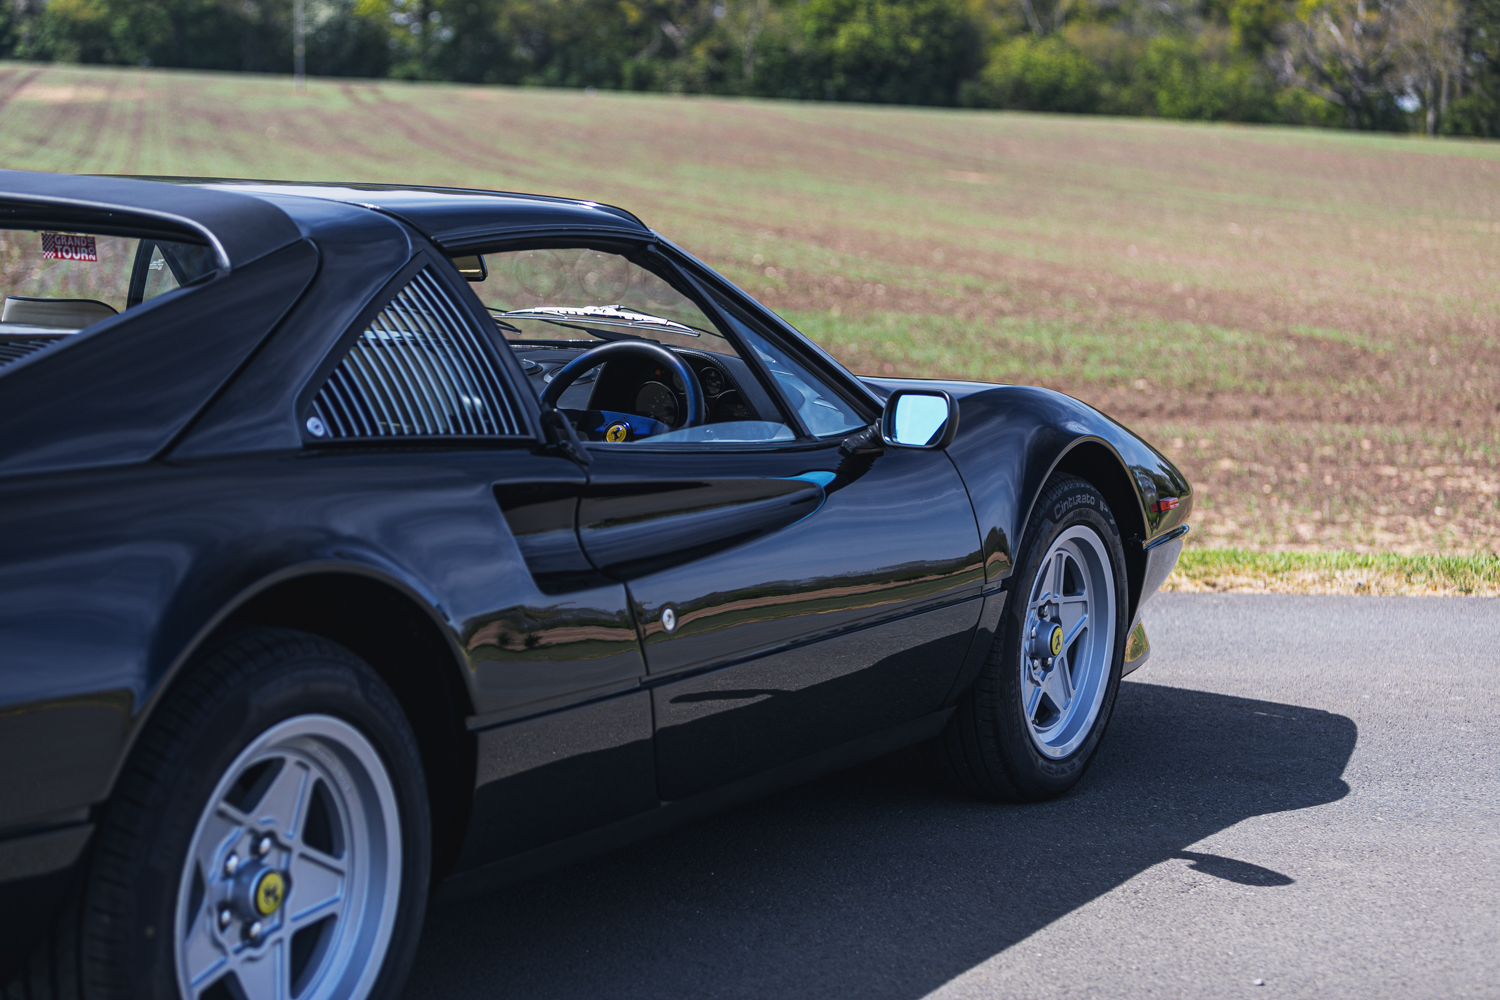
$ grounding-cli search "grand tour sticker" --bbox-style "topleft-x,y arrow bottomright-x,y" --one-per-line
41,233 -> 98,261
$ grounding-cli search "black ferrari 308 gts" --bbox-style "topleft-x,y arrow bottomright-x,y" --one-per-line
0,170 -> 1191,1000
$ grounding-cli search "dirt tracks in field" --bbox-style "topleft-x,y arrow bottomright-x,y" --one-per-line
1,64 -> 1496,553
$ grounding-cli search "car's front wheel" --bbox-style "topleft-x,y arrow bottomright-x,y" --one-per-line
41,628 -> 431,1000
934,473 -> 1129,801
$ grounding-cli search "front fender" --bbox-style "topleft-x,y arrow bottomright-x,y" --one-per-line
863,379 -> 1192,615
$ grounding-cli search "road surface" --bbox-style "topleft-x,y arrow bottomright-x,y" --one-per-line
403,594 -> 1500,999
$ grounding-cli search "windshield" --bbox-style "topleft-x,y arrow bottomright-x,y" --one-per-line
457,247 -> 734,356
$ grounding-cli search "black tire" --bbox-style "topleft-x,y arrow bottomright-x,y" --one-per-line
934,474 -> 1129,802
13,627 -> 430,1000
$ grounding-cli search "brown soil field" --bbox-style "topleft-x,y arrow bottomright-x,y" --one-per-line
1,63 -> 1497,553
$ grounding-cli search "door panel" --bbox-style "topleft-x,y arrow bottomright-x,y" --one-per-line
616,446 -> 984,678
583,442 -> 984,795
651,600 -> 980,799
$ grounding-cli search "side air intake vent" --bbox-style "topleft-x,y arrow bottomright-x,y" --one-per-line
310,268 -> 523,440
0,338 -> 61,372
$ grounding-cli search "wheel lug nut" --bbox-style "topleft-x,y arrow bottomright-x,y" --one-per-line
256,836 -> 273,857
248,921 -> 264,940
217,908 -> 233,929
224,854 -> 240,877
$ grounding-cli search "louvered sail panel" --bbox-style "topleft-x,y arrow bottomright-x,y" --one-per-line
312,268 -> 523,439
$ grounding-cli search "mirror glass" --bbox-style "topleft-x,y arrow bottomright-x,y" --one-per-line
890,392 -> 949,447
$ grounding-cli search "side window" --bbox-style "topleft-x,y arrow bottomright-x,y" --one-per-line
141,245 -> 177,301
710,292 -> 867,438
308,267 -> 525,441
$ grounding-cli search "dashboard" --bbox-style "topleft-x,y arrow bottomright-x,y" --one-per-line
509,343 -> 780,435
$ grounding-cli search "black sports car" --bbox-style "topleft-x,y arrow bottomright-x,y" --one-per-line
0,170 -> 1191,1000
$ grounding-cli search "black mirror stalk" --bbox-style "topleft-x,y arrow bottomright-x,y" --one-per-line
839,422 -> 886,458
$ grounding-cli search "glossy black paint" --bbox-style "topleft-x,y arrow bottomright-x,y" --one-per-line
0,175 -> 1192,959
0,169 -> 304,268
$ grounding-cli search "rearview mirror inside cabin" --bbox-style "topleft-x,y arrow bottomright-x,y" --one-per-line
881,389 -> 958,449
451,254 -> 487,281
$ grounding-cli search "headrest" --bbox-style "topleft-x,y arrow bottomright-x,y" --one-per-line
1,296 -> 117,329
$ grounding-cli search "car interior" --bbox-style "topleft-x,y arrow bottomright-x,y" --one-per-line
455,245 -> 868,445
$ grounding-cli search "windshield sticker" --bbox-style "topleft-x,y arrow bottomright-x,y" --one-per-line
41,233 -> 97,261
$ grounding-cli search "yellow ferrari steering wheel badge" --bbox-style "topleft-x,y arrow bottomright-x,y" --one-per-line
1049,624 -> 1063,657
253,869 -> 286,916
604,422 -> 631,443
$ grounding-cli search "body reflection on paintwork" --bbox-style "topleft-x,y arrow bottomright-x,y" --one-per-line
653,601 -> 981,798
463,594 -> 644,714
618,447 -> 985,680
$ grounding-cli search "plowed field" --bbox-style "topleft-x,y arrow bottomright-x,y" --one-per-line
2,62 -> 1497,554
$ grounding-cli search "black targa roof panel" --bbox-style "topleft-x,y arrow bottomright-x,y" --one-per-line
196,182 -> 653,247
0,170 -> 305,271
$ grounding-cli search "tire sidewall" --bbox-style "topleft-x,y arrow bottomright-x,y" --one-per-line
84,633 -> 429,1000
992,478 -> 1129,798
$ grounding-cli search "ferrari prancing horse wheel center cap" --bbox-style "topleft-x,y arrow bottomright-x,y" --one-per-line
1030,620 -> 1064,661
252,869 -> 286,917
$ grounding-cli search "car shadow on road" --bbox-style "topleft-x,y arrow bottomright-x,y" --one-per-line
401,681 -> 1355,1000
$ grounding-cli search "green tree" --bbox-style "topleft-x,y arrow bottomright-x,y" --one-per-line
961,34 -> 1102,110
796,0 -> 984,104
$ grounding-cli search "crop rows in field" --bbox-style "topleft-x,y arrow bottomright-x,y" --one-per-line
2,62 -> 1497,553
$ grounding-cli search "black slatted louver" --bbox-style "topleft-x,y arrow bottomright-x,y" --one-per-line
0,338 -> 62,371
309,268 -> 523,440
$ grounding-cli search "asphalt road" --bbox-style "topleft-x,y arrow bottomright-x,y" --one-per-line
402,594 -> 1500,1000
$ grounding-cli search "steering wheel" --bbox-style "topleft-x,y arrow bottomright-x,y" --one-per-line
541,340 -> 707,429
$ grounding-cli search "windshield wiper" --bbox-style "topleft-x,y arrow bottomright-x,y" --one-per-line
497,304 -> 706,338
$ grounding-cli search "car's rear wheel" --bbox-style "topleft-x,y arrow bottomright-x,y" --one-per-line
933,474 -> 1129,801
173,714 -> 404,1000
16,628 -> 430,1000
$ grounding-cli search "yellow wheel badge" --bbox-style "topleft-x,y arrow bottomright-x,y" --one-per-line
253,870 -> 286,916
604,422 -> 631,443
1049,624 -> 1063,657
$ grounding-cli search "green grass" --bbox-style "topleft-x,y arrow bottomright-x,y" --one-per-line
788,310 -> 1307,393
1169,548 -> 1500,595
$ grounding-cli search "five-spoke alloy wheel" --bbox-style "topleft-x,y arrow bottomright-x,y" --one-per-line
1019,525 -> 1117,760
933,473 -> 1129,801
46,628 -> 431,1000
175,715 -> 403,1000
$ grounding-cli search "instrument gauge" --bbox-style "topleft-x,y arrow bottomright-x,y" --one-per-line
711,390 -> 752,422
699,366 -> 724,396
635,381 -> 679,426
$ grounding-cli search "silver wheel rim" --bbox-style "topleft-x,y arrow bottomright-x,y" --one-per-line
1020,525 -> 1117,759
174,715 -> 402,1000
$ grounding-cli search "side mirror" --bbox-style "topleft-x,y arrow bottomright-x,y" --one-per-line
880,389 -> 959,449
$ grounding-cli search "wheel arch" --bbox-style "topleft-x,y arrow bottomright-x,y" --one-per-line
1049,440 -> 1150,621
148,565 -> 477,881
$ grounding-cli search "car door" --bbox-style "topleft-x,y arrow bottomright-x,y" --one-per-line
575,268 -> 986,800
298,256 -> 658,867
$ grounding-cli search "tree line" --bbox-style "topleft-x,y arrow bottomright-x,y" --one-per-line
2,0 -> 1496,135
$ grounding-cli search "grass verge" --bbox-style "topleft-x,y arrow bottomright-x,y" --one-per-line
1166,548 -> 1500,595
